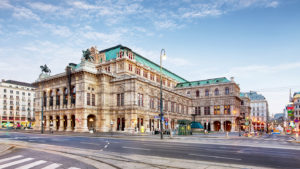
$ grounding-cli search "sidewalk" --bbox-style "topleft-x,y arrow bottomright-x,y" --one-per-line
0,144 -> 13,155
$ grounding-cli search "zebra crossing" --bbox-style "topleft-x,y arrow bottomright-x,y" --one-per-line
0,155 -> 80,169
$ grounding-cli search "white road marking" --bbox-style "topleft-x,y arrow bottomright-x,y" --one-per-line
0,158 -> 34,169
0,155 -> 23,163
189,154 -> 242,161
68,167 -> 81,169
104,145 -> 108,148
41,163 -> 62,169
122,146 -> 150,151
16,160 -> 46,169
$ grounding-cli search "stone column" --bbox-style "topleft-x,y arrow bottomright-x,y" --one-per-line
59,115 -> 64,131
210,121 -> 214,131
220,105 -> 224,115
45,115 -> 50,131
34,112 -> 41,131
66,114 -> 72,131
145,115 -> 150,133
53,116 -> 57,131
231,119 -> 235,132
210,106 -> 214,115
221,120 -> 224,132
125,113 -> 135,133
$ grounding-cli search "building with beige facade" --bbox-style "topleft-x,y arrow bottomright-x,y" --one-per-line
0,80 -> 35,128
34,45 -> 247,133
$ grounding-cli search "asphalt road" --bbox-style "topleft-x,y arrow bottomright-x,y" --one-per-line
0,132 -> 299,169
0,147 -> 96,169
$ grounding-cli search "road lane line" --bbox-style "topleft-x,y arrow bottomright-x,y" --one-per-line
188,154 -> 242,161
41,163 -> 62,169
0,158 -> 34,169
68,167 -> 81,169
16,160 -> 47,169
0,155 -> 23,163
122,146 -> 150,151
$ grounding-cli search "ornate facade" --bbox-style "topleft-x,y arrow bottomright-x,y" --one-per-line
34,45 -> 247,133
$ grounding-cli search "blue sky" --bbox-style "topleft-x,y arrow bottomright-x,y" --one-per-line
0,0 -> 300,115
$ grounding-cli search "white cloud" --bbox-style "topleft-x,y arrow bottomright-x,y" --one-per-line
0,0 -> 13,9
12,7 -> 40,20
27,2 -> 60,12
41,23 -> 72,37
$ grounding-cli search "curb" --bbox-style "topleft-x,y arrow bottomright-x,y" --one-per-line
0,144 -> 14,155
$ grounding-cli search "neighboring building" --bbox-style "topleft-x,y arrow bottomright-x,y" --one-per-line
33,45 -> 246,133
0,80 -> 35,128
175,78 -> 242,132
240,94 -> 251,131
241,91 -> 269,131
292,92 -> 300,130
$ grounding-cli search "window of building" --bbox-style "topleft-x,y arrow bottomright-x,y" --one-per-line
63,88 -> 68,105
136,68 -> 141,75
49,90 -> 54,106
225,87 -> 230,95
167,81 -> 170,87
205,89 -> 209,96
16,91 -> 19,95
56,89 -> 60,106
196,90 -> 200,97
10,90 -> 13,94
128,64 -> 133,71
92,94 -> 95,106
117,93 -> 124,106
143,71 -> 148,78
171,102 -> 175,112
22,92 -> 25,96
241,101 -> 244,105
215,88 -> 219,96
156,76 -> 160,83
71,86 -> 76,105
164,100 -> 168,111
157,99 -> 160,110
3,89 -> 6,93
28,93 -> 31,96
163,79 -> 166,86
186,106 -> 188,114
181,105 -> 184,114
214,105 -> 220,115
87,93 -> 90,106
224,105 -> 230,115
150,74 -> 154,81
204,106 -> 210,115
138,93 -> 143,106
195,107 -> 201,115
176,104 -> 179,113
149,97 -> 154,109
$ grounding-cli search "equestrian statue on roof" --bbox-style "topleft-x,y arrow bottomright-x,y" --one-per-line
82,49 -> 94,62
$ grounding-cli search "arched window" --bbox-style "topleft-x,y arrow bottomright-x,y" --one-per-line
196,90 -> 199,97
225,87 -> 230,95
215,88 -> 219,96
205,89 -> 209,96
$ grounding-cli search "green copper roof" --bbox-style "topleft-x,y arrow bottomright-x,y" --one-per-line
100,45 -> 188,83
176,77 -> 230,88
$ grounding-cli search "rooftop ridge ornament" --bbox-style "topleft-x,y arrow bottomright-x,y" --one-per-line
82,48 -> 94,62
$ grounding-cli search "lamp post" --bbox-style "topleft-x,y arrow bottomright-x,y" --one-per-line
160,49 -> 166,140
41,86 -> 44,134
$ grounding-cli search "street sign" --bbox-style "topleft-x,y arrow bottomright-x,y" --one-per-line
162,117 -> 164,121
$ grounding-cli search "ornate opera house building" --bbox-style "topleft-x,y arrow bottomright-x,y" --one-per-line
34,45 -> 247,133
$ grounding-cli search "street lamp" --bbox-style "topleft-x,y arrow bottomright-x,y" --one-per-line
160,49 -> 166,140
41,86 -> 45,134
